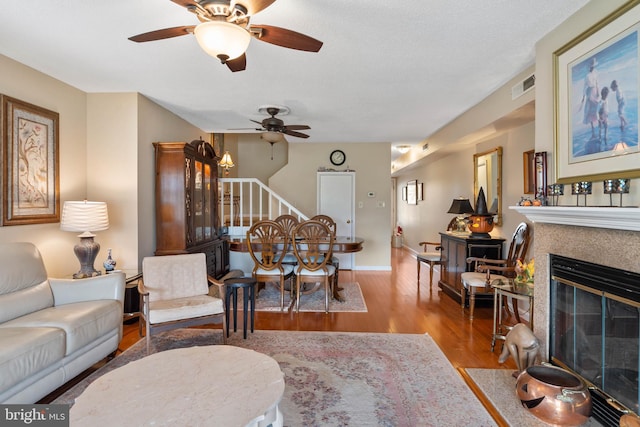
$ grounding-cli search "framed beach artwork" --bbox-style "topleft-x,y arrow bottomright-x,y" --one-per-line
1,95 -> 60,225
554,1 -> 640,183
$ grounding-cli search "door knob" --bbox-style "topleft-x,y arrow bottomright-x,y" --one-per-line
346,220 -> 351,224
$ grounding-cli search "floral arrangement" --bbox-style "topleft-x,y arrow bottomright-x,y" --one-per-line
515,258 -> 535,283
395,225 -> 403,236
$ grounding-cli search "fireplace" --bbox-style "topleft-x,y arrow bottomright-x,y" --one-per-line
511,205 -> 640,426
549,254 -> 639,426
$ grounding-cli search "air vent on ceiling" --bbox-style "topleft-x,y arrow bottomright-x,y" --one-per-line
422,143 -> 429,151
511,74 -> 535,100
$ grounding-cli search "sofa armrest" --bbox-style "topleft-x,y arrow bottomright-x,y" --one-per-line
49,272 -> 126,306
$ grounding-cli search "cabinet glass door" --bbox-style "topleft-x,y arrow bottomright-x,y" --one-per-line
204,163 -> 212,239
194,160 -> 204,241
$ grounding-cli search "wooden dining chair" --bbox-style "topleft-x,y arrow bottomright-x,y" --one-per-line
274,214 -> 300,266
461,222 -> 530,319
246,220 -> 295,311
310,214 -> 340,291
292,220 -> 336,313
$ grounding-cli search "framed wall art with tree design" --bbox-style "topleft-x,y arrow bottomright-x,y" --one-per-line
1,95 -> 60,225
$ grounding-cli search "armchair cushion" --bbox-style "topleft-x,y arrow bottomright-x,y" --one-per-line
148,295 -> 224,324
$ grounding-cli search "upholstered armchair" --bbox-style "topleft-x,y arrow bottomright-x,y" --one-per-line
138,253 -> 226,353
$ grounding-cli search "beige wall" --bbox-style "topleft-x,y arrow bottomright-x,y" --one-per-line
535,0 -> 639,206
268,143 -> 392,269
393,66 -> 537,253
0,53 -> 205,276
0,54 -> 88,276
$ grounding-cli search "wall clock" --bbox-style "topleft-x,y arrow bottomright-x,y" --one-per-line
330,149 -> 346,166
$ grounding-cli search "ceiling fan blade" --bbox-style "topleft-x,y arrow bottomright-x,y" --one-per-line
284,124 -> 310,131
251,25 -> 323,52
234,0 -> 277,16
129,26 -> 195,42
226,53 -> 247,72
171,0 -> 200,8
249,119 -> 263,125
283,129 -> 310,139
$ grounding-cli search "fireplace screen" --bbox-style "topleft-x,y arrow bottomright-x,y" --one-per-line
550,254 -> 640,424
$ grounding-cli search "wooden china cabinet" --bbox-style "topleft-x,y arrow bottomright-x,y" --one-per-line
153,139 -> 229,279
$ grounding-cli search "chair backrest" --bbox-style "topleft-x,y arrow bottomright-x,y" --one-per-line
274,214 -> 299,240
310,214 -> 337,234
246,220 -> 288,272
293,220 -> 335,272
141,253 -> 209,302
504,222 -> 530,269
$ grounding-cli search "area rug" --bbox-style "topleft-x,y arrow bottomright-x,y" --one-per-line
245,282 -> 367,312
55,329 -> 495,426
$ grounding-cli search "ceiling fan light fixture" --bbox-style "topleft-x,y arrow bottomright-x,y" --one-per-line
395,145 -> 411,154
262,131 -> 284,143
194,21 -> 251,62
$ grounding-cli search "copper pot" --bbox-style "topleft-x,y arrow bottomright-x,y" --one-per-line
516,365 -> 592,426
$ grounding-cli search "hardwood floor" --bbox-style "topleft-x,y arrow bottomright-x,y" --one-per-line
119,246 -> 517,371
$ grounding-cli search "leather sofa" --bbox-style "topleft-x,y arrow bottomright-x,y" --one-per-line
0,242 -> 125,403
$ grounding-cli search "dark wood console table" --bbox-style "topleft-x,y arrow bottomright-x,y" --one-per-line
437,232 -> 505,304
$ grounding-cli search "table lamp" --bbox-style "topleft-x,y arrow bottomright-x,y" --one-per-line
447,197 -> 474,232
60,200 -> 109,279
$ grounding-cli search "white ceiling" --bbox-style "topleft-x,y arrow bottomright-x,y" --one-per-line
0,0 -> 589,155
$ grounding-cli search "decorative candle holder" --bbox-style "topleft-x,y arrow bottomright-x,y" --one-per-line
603,178 -> 630,207
571,182 -> 592,206
547,184 -> 565,206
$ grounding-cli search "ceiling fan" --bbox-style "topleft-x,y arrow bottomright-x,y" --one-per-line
128,0 -> 323,72
251,107 -> 311,140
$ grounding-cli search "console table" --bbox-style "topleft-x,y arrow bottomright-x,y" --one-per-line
437,232 -> 505,304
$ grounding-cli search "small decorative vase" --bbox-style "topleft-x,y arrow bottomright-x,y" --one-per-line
103,248 -> 116,272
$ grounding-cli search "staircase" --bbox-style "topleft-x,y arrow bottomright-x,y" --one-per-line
219,178 -> 308,236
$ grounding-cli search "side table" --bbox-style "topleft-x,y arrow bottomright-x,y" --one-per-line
491,278 -> 534,351
225,277 -> 258,339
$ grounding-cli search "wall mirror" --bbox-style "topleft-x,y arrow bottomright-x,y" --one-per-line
473,146 -> 502,226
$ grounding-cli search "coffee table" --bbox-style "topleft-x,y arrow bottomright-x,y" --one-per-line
70,346 -> 285,427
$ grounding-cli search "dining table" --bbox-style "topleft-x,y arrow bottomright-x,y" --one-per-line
228,235 -> 364,301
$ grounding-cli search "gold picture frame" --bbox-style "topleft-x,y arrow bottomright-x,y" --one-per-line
1,95 -> 60,225
554,1 -> 640,183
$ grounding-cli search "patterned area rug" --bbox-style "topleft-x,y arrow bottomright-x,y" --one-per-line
242,282 -> 367,312
55,329 -> 495,426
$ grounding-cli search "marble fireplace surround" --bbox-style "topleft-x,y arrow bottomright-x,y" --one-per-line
510,206 -> 640,357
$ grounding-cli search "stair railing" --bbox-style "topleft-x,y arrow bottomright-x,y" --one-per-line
219,178 -> 308,235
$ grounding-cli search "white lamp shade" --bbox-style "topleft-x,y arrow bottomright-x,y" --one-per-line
61,201 -> 109,234
194,21 -> 251,61
219,151 -> 235,168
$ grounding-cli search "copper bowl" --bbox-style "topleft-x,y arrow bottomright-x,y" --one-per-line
516,365 -> 592,426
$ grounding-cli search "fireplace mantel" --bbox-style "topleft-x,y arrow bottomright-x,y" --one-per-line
510,205 -> 640,231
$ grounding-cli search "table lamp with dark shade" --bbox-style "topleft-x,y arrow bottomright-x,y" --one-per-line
60,200 -> 109,279
447,197 -> 474,232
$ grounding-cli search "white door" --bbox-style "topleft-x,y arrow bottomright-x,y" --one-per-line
317,172 -> 355,269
